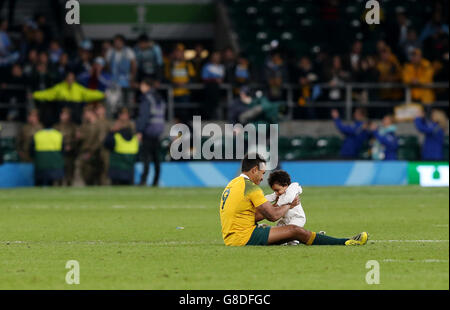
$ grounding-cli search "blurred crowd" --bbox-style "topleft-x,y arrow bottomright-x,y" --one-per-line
0,8 -> 448,186
0,9 -> 449,123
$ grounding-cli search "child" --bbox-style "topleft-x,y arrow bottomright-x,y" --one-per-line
265,170 -> 306,245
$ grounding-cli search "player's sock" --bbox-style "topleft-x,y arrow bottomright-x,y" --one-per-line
306,232 -> 348,245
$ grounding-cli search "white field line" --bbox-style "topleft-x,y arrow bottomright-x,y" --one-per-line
7,205 -> 209,210
2,240 -> 449,246
1,240 -> 224,246
383,259 -> 449,263
372,240 -> 449,243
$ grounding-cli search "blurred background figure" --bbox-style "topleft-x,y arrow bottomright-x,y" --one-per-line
165,44 -> 195,123
104,108 -> 139,186
77,57 -> 112,93
17,109 -> 42,162
30,119 -> 64,186
414,109 -> 447,161
95,103 -> 112,185
77,105 -> 103,186
370,115 -> 399,161
54,108 -> 77,186
32,71 -> 105,125
264,51 -> 288,101
134,34 -> 163,82
136,78 -> 165,187
229,86 -> 253,125
201,51 -> 225,120
331,108 -> 370,159
106,34 -> 137,108
402,48 -> 435,105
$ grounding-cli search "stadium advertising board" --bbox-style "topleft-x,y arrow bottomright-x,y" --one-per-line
408,162 -> 450,187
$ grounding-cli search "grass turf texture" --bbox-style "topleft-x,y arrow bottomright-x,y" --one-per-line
0,186 -> 448,290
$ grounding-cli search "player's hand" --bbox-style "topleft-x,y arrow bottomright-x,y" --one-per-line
290,196 -> 300,208
370,123 -> 378,132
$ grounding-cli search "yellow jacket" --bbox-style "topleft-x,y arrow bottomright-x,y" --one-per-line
403,59 -> 435,104
33,81 -> 105,103
165,60 -> 196,97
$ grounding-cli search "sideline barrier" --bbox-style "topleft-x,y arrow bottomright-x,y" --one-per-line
2,160 -> 443,188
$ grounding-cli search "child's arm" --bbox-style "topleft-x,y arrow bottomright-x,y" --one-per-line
265,193 -> 278,203
277,182 -> 302,206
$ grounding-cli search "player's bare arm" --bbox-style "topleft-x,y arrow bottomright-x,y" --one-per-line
256,199 -> 297,222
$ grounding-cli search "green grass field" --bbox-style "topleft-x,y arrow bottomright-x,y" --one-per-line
0,186 -> 448,290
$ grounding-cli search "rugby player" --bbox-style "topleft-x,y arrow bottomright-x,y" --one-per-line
219,154 -> 368,246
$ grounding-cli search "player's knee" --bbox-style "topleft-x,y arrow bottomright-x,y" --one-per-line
287,225 -> 304,237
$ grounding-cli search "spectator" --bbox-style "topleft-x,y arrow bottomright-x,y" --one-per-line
70,39 -> 93,76
0,18 -> 11,57
402,48 -> 435,105
323,55 -> 350,101
48,40 -> 63,64
331,108 -> 370,159
414,109 -> 447,161
201,51 -> 225,120
229,86 -> 253,125
191,44 -> 207,82
22,48 -> 39,79
264,51 -> 288,101
54,108 -> 77,186
104,108 -> 139,186
0,18 -> 19,69
17,109 -> 43,162
50,52 -> 70,83
375,46 -> 403,100
136,78 -> 165,187
35,13 -> 53,46
419,10 -> 449,44
18,19 -> 38,63
77,57 -> 112,92
370,115 -> 398,161
106,34 -> 137,106
101,40 -> 112,60
30,121 -> 65,186
30,29 -> 47,53
165,44 -> 196,123
292,56 -> 319,118
399,28 -> 422,63
1,64 -> 27,121
343,40 -> 364,80
29,52 -> 53,91
233,54 -> 251,94
237,91 -> 279,126
134,34 -> 163,82
222,47 -> 236,84
386,12 -> 410,56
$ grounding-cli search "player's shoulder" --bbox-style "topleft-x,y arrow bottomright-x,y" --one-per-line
243,178 -> 262,196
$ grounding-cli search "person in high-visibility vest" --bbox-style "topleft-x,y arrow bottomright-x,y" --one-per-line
104,115 -> 139,186
29,125 -> 65,186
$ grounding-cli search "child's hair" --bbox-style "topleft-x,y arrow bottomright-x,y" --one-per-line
268,170 -> 291,187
